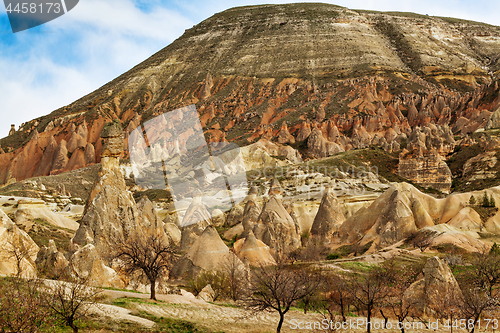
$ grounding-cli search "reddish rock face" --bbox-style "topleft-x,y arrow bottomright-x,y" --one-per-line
398,124 -> 455,193
33,136 -> 58,177
1,4 -> 500,185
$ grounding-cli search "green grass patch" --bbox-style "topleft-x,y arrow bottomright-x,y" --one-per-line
22,218 -> 73,251
338,261 -> 376,272
133,189 -> 172,203
136,311 -> 224,333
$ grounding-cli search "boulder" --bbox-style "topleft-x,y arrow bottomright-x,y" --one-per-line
211,209 -> 225,227
404,256 -> 463,316
66,244 -> 124,288
0,209 -> 39,277
226,204 -> 244,227
223,223 -> 244,241
35,240 -> 69,279
196,284 -> 215,302
164,223 -> 182,246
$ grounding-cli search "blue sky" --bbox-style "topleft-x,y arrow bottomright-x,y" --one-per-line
0,0 -> 499,139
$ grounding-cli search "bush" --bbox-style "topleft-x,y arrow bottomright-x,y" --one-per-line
490,242 -> 500,256
482,192 -> 490,207
469,195 -> 476,205
0,278 -> 54,333
326,253 -> 340,260
188,271 -> 229,301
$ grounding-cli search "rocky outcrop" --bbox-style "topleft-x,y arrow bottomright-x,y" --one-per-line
233,231 -> 276,267
296,120 -> 312,142
35,240 -> 69,279
0,209 -> 39,277
66,244 -> 124,288
181,191 -> 212,227
335,183 -> 420,246
70,121 -> 170,288
179,218 -> 211,252
239,139 -> 302,170
486,107 -> 500,129
277,122 -> 295,144
171,226 -> 245,279
33,136 -> 58,177
252,193 -> 301,255
196,284 -> 215,302
398,151 -> 452,193
307,127 -> 344,158
8,124 -> 15,136
309,187 -> 345,241
404,257 -> 462,316
333,182 -> 499,250
164,223 -> 182,245
2,4 -> 500,186
241,198 -> 262,239
398,125 -> 454,193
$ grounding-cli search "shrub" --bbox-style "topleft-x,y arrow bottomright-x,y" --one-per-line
482,192 -> 490,207
326,253 -> 340,260
188,271 -> 229,301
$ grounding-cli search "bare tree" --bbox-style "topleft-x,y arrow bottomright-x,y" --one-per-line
348,267 -> 391,333
457,274 -> 500,333
0,277 -> 54,333
246,262 -> 321,333
42,276 -> 103,333
433,288 -> 462,333
382,260 -> 424,333
222,253 -> 248,301
323,274 -> 353,323
470,250 -> 500,294
405,231 -> 433,252
114,232 -> 177,300
4,238 -> 37,277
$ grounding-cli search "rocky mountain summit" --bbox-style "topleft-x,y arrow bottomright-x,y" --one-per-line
1,3 -> 500,195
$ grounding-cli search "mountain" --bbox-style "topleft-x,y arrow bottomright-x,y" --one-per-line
1,3 -> 500,188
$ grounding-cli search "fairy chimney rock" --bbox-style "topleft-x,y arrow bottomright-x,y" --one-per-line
100,120 -> 124,170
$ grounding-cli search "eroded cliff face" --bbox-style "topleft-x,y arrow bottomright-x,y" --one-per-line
1,3 -> 500,186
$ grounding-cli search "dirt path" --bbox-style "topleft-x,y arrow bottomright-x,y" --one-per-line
134,301 -> 325,333
90,303 -> 155,328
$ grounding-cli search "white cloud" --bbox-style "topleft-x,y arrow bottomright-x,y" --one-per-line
0,0 -> 193,138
